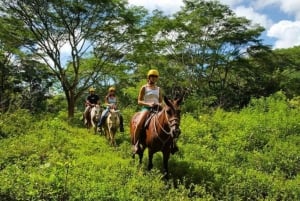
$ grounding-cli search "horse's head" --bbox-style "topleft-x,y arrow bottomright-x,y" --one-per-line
94,105 -> 101,118
108,108 -> 120,125
90,105 -> 101,120
163,96 -> 183,138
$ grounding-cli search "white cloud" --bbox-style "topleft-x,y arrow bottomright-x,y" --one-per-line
234,6 -> 273,28
267,20 -> 300,48
254,0 -> 300,20
253,0 -> 279,9
280,0 -> 300,20
128,0 -> 300,49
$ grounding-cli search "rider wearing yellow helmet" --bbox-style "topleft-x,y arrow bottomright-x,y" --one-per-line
83,87 -> 100,125
147,69 -> 159,78
89,87 -> 96,92
86,87 -> 100,105
97,86 -> 124,132
108,86 -> 115,92
131,69 -> 163,153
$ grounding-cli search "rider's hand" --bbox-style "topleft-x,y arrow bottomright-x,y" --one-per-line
150,102 -> 158,107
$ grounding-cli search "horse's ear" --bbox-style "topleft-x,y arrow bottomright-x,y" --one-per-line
176,95 -> 183,105
163,96 -> 172,107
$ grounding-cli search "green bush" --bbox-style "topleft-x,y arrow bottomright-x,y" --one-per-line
0,92 -> 299,200
0,109 -> 34,138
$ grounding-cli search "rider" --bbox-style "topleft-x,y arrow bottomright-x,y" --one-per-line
97,86 -> 124,132
83,87 -> 100,124
132,69 -> 163,153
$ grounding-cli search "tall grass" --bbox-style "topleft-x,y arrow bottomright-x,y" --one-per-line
0,92 -> 299,200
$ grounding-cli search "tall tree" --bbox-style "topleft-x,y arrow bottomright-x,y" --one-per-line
0,0 -> 144,118
0,15 -> 52,112
125,0 -> 273,109
168,0 -> 272,108
125,9 -> 189,100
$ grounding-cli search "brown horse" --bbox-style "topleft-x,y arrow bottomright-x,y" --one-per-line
130,96 -> 183,178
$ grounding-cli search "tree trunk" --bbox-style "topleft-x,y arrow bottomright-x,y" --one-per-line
67,89 -> 76,119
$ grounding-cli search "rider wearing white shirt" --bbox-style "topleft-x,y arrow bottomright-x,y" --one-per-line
97,87 -> 124,132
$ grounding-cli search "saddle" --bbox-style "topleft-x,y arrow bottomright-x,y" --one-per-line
144,107 -> 160,129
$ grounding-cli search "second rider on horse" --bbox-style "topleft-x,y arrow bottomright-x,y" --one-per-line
97,87 -> 124,132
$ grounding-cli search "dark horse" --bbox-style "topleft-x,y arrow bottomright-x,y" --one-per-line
130,96 -> 183,178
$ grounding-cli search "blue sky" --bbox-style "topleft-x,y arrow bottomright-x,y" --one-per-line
128,0 -> 300,49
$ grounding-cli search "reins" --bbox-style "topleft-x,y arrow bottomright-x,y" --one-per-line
152,107 -> 179,147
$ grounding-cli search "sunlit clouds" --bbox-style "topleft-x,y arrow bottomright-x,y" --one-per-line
128,0 -> 300,49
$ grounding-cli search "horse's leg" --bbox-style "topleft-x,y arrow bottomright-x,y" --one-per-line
84,107 -> 90,127
94,124 -> 97,134
110,129 -> 115,146
137,147 -> 144,164
147,150 -> 154,170
106,129 -> 109,140
112,131 -> 116,146
162,150 -> 171,179
91,117 -> 96,134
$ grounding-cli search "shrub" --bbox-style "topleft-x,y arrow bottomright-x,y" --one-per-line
0,109 -> 34,138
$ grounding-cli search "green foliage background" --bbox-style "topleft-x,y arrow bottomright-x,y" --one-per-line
0,92 -> 299,200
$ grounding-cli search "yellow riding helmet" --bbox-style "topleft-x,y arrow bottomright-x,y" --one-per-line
147,69 -> 159,78
89,87 -> 96,92
108,87 -> 116,92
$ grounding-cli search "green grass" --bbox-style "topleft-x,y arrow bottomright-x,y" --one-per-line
0,92 -> 299,200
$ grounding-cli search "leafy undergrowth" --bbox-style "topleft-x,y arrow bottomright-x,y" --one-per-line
0,92 -> 299,200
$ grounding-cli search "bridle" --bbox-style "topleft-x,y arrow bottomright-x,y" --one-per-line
108,109 -> 120,126
153,107 -> 180,147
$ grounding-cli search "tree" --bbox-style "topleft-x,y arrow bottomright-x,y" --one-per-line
272,46 -> 300,98
0,0 -> 144,118
125,0 -> 274,110
124,9 -> 190,100
166,0 -> 272,109
0,15 -> 53,113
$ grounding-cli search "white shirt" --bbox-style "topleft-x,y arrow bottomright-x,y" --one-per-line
144,86 -> 160,104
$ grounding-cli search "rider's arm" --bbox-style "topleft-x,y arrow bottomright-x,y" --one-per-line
103,95 -> 114,108
104,96 -> 110,107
